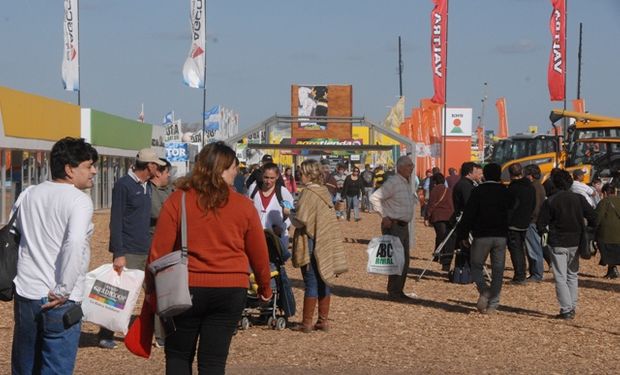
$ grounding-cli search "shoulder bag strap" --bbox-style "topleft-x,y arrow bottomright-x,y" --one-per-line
432,188 -> 448,209
181,192 -> 188,261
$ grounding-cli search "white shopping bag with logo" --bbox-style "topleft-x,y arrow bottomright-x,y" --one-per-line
81,264 -> 144,334
366,235 -> 405,275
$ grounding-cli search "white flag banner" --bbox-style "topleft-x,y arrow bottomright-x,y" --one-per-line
182,0 -> 206,89
62,0 -> 79,91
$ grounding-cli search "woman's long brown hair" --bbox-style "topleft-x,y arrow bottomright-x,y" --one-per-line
175,141 -> 236,214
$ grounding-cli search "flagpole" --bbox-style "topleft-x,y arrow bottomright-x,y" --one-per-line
562,0 -> 568,134
442,0 -> 449,173
201,5 -> 207,150
77,0 -> 81,106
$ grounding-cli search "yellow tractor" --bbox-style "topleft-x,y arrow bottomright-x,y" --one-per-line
500,110 -> 620,184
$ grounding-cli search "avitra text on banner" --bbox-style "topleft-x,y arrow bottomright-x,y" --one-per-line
182,0 -> 206,89
430,0 -> 447,105
62,0 -> 79,92
548,0 -> 566,101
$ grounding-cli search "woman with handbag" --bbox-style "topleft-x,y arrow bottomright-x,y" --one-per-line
595,184 -> 620,279
425,173 -> 455,272
147,142 -> 273,375
291,159 -> 348,333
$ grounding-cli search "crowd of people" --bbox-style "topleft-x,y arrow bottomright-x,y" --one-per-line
7,136 -> 620,374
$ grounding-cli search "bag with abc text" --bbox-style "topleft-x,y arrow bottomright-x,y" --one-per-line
366,235 -> 405,275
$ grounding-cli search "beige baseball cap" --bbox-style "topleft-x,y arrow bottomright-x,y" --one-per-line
137,148 -> 166,166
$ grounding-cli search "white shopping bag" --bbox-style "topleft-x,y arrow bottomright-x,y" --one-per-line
366,235 -> 405,275
81,264 -> 144,334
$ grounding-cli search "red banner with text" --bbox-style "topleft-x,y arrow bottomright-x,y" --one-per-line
548,0 -> 566,101
431,0 -> 447,104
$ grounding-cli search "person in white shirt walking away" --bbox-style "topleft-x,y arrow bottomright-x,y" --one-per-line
12,137 -> 98,374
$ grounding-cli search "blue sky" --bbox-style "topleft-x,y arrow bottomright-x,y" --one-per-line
1,0 -> 619,135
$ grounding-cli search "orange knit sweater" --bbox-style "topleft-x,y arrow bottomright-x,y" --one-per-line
148,187 -> 272,298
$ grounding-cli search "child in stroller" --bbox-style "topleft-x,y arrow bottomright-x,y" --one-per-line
240,229 -> 296,331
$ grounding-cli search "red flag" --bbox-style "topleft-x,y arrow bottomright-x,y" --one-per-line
548,0 -> 566,101
430,0 -> 448,104
496,97 -> 509,138
572,98 -> 585,113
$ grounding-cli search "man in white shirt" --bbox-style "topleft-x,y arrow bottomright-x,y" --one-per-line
12,137 -> 98,375
570,169 -> 596,207
370,156 -> 416,300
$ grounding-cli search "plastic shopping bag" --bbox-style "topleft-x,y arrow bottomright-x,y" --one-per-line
81,264 -> 144,334
366,235 -> 405,275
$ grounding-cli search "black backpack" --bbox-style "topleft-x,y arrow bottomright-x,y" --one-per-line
250,182 -> 284,207
0,210 -> 20,301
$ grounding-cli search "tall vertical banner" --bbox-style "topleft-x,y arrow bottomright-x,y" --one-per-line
430,0 -> 447,104
548,0 -> 566,101
496,97 -> 509,138
62,0 -> 79,92
182,0 -> 206,89
572,98 -> 585,113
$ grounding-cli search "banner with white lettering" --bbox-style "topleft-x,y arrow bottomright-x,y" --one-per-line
62,0 -> 79,91
430,0 -> 447,104
182,0 -> 206,89
548,0 -> 566,101
165,142 -> 190,162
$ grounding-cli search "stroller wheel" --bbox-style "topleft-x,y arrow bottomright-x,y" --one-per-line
240,317 -> 251,330
267,316 -> 275,329
275,317 -> 287,331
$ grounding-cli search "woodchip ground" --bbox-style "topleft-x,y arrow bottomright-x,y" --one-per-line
1,210 -> 619,374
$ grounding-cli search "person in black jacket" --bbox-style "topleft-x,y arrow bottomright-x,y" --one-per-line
537,170 -> 596,320
506,163 -> 536,284
450,162 -> 482,270
458,163 -> 513,314
342,167 -> 364,221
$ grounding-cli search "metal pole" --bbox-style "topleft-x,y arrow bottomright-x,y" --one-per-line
398,36 -> 403,98
77,0 -> 81,106
577,22 -> 583,99
201,4 -> 208,150
562,0 -> 568,134
442,0 -> 450,173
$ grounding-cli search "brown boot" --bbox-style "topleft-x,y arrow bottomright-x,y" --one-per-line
314,295 -> 331,332
292,297 -> 317,333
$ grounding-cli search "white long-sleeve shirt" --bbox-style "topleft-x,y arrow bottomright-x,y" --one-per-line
14,181 -> 94,301
248,183 -> 294,252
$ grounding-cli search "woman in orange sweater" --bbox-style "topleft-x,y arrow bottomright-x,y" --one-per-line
147,142 -> 272,375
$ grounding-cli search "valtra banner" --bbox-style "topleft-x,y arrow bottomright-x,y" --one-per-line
548,0 -> 566,101
430,0 -> 447,104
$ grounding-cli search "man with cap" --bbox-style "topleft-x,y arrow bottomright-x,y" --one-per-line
98,148 -> 166,349
570,169 -> 596,208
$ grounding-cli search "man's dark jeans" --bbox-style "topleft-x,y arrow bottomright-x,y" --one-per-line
165,287 -> 247,375
507,230 -> 527,281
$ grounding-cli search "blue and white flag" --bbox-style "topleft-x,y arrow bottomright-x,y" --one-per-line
165,142 -> 190,162
182,0 -> 206,89
62,0 -> 79,91
162,111 -> 174,125
203,105 -> 220,131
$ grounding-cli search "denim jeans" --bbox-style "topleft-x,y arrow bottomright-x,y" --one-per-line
470,237 -> 507,309
345,195 -> 360,220
524,224 -> 545,280
334,193 -> 344,218
382,223 -> 410,295
301,238 -> 331,298
12,294 -> 82,375
549,246 -> 579,314
507,230 -> 527,281
165,287 -> 247,375
363,187 -> 374,211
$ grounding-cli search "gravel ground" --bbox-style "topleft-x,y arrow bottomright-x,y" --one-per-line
1,209 -> 619,374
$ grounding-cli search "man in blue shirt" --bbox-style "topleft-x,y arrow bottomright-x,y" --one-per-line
98,148 -> 166,349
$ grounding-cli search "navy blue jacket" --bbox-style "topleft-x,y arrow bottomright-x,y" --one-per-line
109,174 -> 152,257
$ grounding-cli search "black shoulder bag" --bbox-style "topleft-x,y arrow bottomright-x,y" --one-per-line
0,210 -> 21,301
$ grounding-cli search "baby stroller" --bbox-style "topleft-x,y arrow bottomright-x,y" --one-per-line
239,229 -> 296,331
